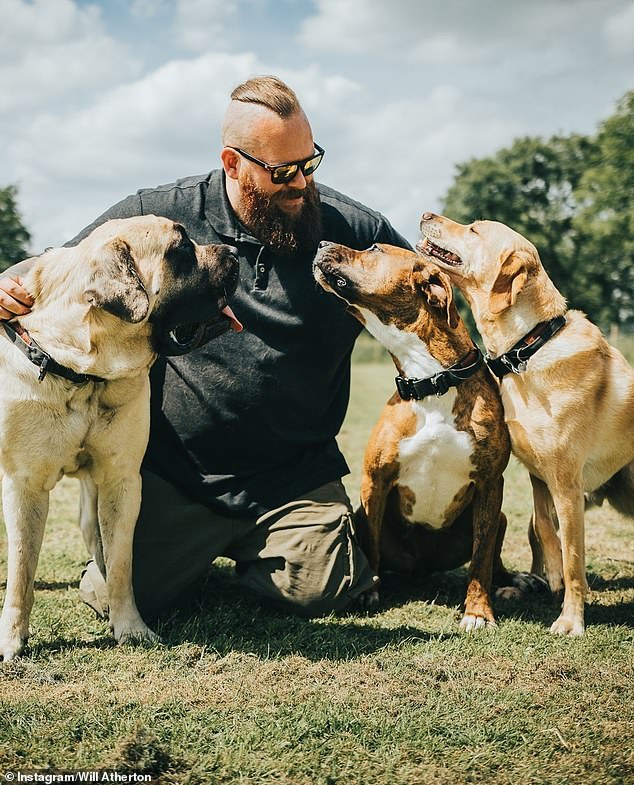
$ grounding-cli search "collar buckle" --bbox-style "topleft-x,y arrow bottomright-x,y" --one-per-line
395,376 -> 414,400
37,354 -> 51,382
430,372 -> 451,396
500,352 -> 527,375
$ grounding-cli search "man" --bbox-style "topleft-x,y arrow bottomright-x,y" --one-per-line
0,76 -> 410,620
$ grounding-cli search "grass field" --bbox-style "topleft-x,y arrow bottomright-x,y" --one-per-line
1,338 -> 633,784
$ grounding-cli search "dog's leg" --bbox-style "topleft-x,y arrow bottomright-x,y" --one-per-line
548,478 -> 587,636
527,513 -> 543,575
0,477 -> 49,660
358,470 -> 394,607
460,477 -> 502,632
96,473 -> 159,645
79,475 -> 99,557
529,475 -> 564,595
493,512 -> 549,599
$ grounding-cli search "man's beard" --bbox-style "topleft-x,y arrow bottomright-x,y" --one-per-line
238,173 -> 323,258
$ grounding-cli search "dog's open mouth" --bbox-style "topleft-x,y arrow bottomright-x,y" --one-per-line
166,292 -> 243,353
416,237 -> 463,267
217,290 -> 243,333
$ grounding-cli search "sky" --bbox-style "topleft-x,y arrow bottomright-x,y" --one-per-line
2,0 -> 633,252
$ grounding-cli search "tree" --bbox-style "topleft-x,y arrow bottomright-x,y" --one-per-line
0,185 -> 31,273
441,90 -> 634,330
441,133 -> 607,323
574,91 -> 634,327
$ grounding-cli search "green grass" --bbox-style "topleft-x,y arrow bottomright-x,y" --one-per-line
1,343 -> 633,784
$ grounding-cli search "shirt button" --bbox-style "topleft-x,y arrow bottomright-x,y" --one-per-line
258,265 -> 266,273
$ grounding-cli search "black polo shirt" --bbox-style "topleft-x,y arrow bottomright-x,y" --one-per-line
67,170 -> 411,516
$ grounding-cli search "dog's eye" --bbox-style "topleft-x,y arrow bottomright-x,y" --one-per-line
469,226 -> 478,235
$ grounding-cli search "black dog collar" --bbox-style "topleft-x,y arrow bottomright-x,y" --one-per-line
395,346 -> 484,401
485,315 -> 567,379
2,322 -> 106,385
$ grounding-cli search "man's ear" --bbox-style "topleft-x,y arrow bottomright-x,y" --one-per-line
83,238 -> 150,323
413,263 -> 460,329
220,147 -> 241,180
489,249 -> 529,315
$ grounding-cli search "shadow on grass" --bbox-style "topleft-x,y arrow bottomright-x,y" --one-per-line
24,635 -> 117,659
143,565 -> 460,660
35,580 -> 80,591
587,572 -> 634,592
16,561 -> 634,661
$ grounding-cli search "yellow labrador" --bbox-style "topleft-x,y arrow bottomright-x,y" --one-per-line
0,215 -> 240,659
417,212 -> 634,636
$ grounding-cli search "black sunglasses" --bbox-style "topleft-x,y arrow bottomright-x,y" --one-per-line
229,143 -> 325,184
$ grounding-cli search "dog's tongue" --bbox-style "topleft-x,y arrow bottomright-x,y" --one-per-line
222,304 -> 243,332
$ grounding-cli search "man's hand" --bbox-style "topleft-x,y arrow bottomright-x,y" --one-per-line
0,275 -> 34,320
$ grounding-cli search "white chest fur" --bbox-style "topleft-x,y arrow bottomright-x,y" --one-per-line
397,392 -> 475,527
358,308 -> 476,529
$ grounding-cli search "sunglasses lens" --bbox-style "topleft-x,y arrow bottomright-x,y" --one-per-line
302,153 -> 323,176
272,164 -> 299,184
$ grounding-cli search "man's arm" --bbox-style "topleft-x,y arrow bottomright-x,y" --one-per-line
0,193 -> 143,320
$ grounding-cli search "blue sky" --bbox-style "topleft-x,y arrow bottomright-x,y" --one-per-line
2,0 -> 633,251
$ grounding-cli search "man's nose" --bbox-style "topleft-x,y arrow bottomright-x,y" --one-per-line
287,168 -> 307,189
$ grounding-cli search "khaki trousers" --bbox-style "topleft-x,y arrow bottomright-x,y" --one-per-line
86,470 -> 378,621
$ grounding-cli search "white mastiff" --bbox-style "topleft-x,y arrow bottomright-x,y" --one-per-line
0,215 -> 241,659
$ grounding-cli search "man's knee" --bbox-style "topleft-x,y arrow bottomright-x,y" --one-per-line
236,512 -> 378,617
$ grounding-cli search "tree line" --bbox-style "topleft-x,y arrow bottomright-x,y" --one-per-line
2,90 -> 632,328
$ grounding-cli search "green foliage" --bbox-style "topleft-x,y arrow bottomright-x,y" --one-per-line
0,185 -> 31,273
575,91 -> 634,326
442,91 -> 634,330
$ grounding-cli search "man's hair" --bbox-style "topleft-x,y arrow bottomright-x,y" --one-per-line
229,75 -> 301,118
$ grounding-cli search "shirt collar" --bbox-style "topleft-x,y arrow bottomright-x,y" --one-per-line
204,169 -> 261,245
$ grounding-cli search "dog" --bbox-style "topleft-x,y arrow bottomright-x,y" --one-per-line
417,212 -> 634,636
0,215 -> 241,660
313,240 -> 528,631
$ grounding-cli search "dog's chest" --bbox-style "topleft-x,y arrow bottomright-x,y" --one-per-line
396,391 -> 475,528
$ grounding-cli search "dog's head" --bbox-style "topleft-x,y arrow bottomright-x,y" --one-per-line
313,241 -> 460,338
79,216 -> 241,355
416,213 -> 546,316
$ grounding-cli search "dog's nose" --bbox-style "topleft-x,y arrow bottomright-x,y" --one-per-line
421,212 -> 436,221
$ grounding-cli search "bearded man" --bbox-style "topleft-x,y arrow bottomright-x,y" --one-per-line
0,76 -> 409,621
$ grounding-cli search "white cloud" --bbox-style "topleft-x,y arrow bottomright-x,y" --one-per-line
0,0 -> 138,114
604,2 -> 634,53
297,0 -> 620,70
315,84 -> 522,241
5,51 -> 262,248
175,0 -> 238,51
2,0 -> 632,255
130,0 -> 167,17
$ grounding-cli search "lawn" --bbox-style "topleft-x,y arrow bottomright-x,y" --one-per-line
0,337 -> 633,784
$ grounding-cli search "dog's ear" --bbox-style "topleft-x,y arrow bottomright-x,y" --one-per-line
83,238 -> 150,323
489,249 -> 529,314
414,264 -> 460,329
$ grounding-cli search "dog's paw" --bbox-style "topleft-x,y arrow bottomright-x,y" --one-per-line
115,623 -> 162,647
549,614 -> 585,637
0,636 -> 27,662
495,585 -> 522,601
357,589 -> 380,611
0,618 -> 29,661
459,614 -> 496,633
495,572 -> 549,600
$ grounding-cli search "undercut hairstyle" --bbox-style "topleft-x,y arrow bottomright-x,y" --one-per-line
229,76 -> 301,118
